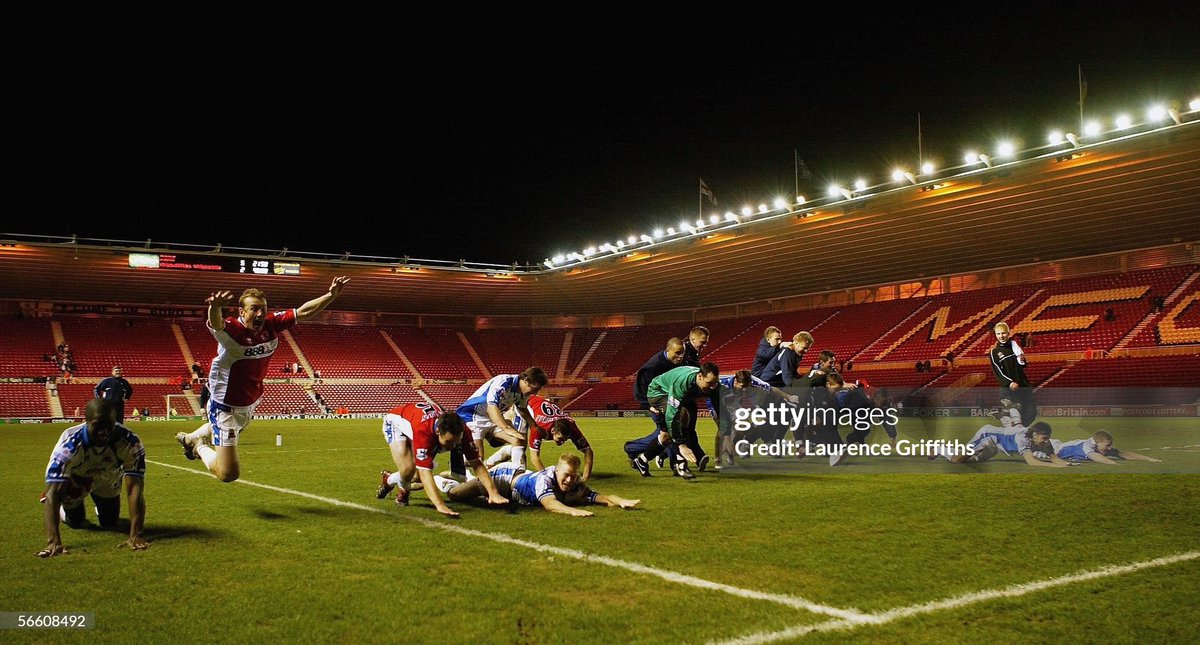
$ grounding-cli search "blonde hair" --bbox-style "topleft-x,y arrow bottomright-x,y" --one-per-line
994,322 -> 1010,332
794,331 -> 814,345
558,452 -> 582,469
764,326 -> 781,340
239,288 -> 267,307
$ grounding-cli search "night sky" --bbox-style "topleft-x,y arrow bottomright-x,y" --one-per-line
8,11 -> 1198,266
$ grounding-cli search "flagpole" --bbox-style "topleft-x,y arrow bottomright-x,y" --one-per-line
794,149 -> 799,197
1078,64 -> 1084,134
698,178 -> 703,221
917,112 -> 923,169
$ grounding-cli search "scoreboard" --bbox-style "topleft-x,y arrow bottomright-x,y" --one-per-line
129,253 -> 301,275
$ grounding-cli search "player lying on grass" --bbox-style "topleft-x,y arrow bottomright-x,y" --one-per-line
38,398 -> 147,558
440,453 -> 638,517
1034,430 -> 1163,464
374,402 -> 507,517
487,394 -> 593,479
938,411 -> 1069,467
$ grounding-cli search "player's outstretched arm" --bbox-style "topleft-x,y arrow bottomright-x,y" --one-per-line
1114,449 -> 1162,463
296,276 -> 350,321
120,476 -> 149,551
1085,451 -> 1120,465
417,468 -> 459,518
37,483 -> 67,558
471,460 -> 509,506
595,494 -> 640,510
539,497 -> 592,517
206,290 -> 235,332
1022,451 -> 1068,467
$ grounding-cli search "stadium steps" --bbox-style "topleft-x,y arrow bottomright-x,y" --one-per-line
51,320 -> 66,349
170,323 -> 197,369
379,329 -> 423,378
456,332 -> 492,378
1036,360 -> 1078,390
562,386 -> 592,410
556,330 -> 573,379
182,390 -> 202,415
570,330 -> 607,378
1112,270 -> 1200,351
46,388 -> 63,417
415,388 -> 438,408
929,372 -> 985,406
853,300 -> 935,362
280,330 -> 315,377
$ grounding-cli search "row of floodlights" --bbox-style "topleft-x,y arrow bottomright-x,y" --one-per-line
543,98 -> 1200,269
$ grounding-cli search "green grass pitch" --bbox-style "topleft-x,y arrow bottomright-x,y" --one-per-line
1,416 -> 1198,643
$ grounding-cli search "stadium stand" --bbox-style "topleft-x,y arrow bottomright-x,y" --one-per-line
58,317 -> 186,377
382,326 -> 480,379
290,324 -> 409,379
312,384 -> 423,414
0,317 -> 56,377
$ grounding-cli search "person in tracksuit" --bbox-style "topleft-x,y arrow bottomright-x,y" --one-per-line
990,322 -> 1037,427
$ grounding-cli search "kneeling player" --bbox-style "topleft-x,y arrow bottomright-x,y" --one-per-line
1039,430 -> 1163,464
444,453 -> 638,517
38,398 -> 148,557
374,401 -> 507,517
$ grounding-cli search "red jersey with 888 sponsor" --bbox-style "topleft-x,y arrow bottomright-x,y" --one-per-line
207,309 -> 297,407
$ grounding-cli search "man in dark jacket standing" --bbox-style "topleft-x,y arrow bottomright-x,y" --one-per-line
95,365 -> 134,423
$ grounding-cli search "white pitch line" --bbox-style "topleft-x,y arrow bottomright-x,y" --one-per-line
713,550 -> 1200,644
234,447 -> 379,454
148,459 -> 867,622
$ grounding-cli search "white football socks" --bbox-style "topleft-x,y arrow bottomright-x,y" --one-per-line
510,446 -> 525,466
197,444 -> 218,470
186,423 -> 213,444
485,446 -> 512,467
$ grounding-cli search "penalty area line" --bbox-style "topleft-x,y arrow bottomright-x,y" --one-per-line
148,459 -> 868,623
713,549 -> 1200,644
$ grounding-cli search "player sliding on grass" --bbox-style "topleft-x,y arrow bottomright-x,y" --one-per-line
176,277 -> 348,482
441,453 -> 638,517
375,402 -> 507,517
1035,430 -> 1163,464
934,409 -> 1069,467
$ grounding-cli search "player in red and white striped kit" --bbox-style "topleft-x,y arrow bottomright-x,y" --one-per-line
176,277 -> 348,483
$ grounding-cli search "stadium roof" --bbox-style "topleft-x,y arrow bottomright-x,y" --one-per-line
3,121 -> 1199,318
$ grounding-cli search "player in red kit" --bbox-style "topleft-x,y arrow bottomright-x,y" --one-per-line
374,401 -> 507,517
176,277 -> 349,483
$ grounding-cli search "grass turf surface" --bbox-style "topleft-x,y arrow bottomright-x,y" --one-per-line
1,416 -> 1197,643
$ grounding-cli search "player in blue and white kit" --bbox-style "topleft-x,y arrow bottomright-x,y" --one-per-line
1038,430 -> 1162,465
441,453 -> 639,517
946,414 -> 1068,467
38,398 -> 148,557
455,366 -> 547,468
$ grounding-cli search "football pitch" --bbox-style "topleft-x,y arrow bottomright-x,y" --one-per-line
2,417 -> 1198,643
